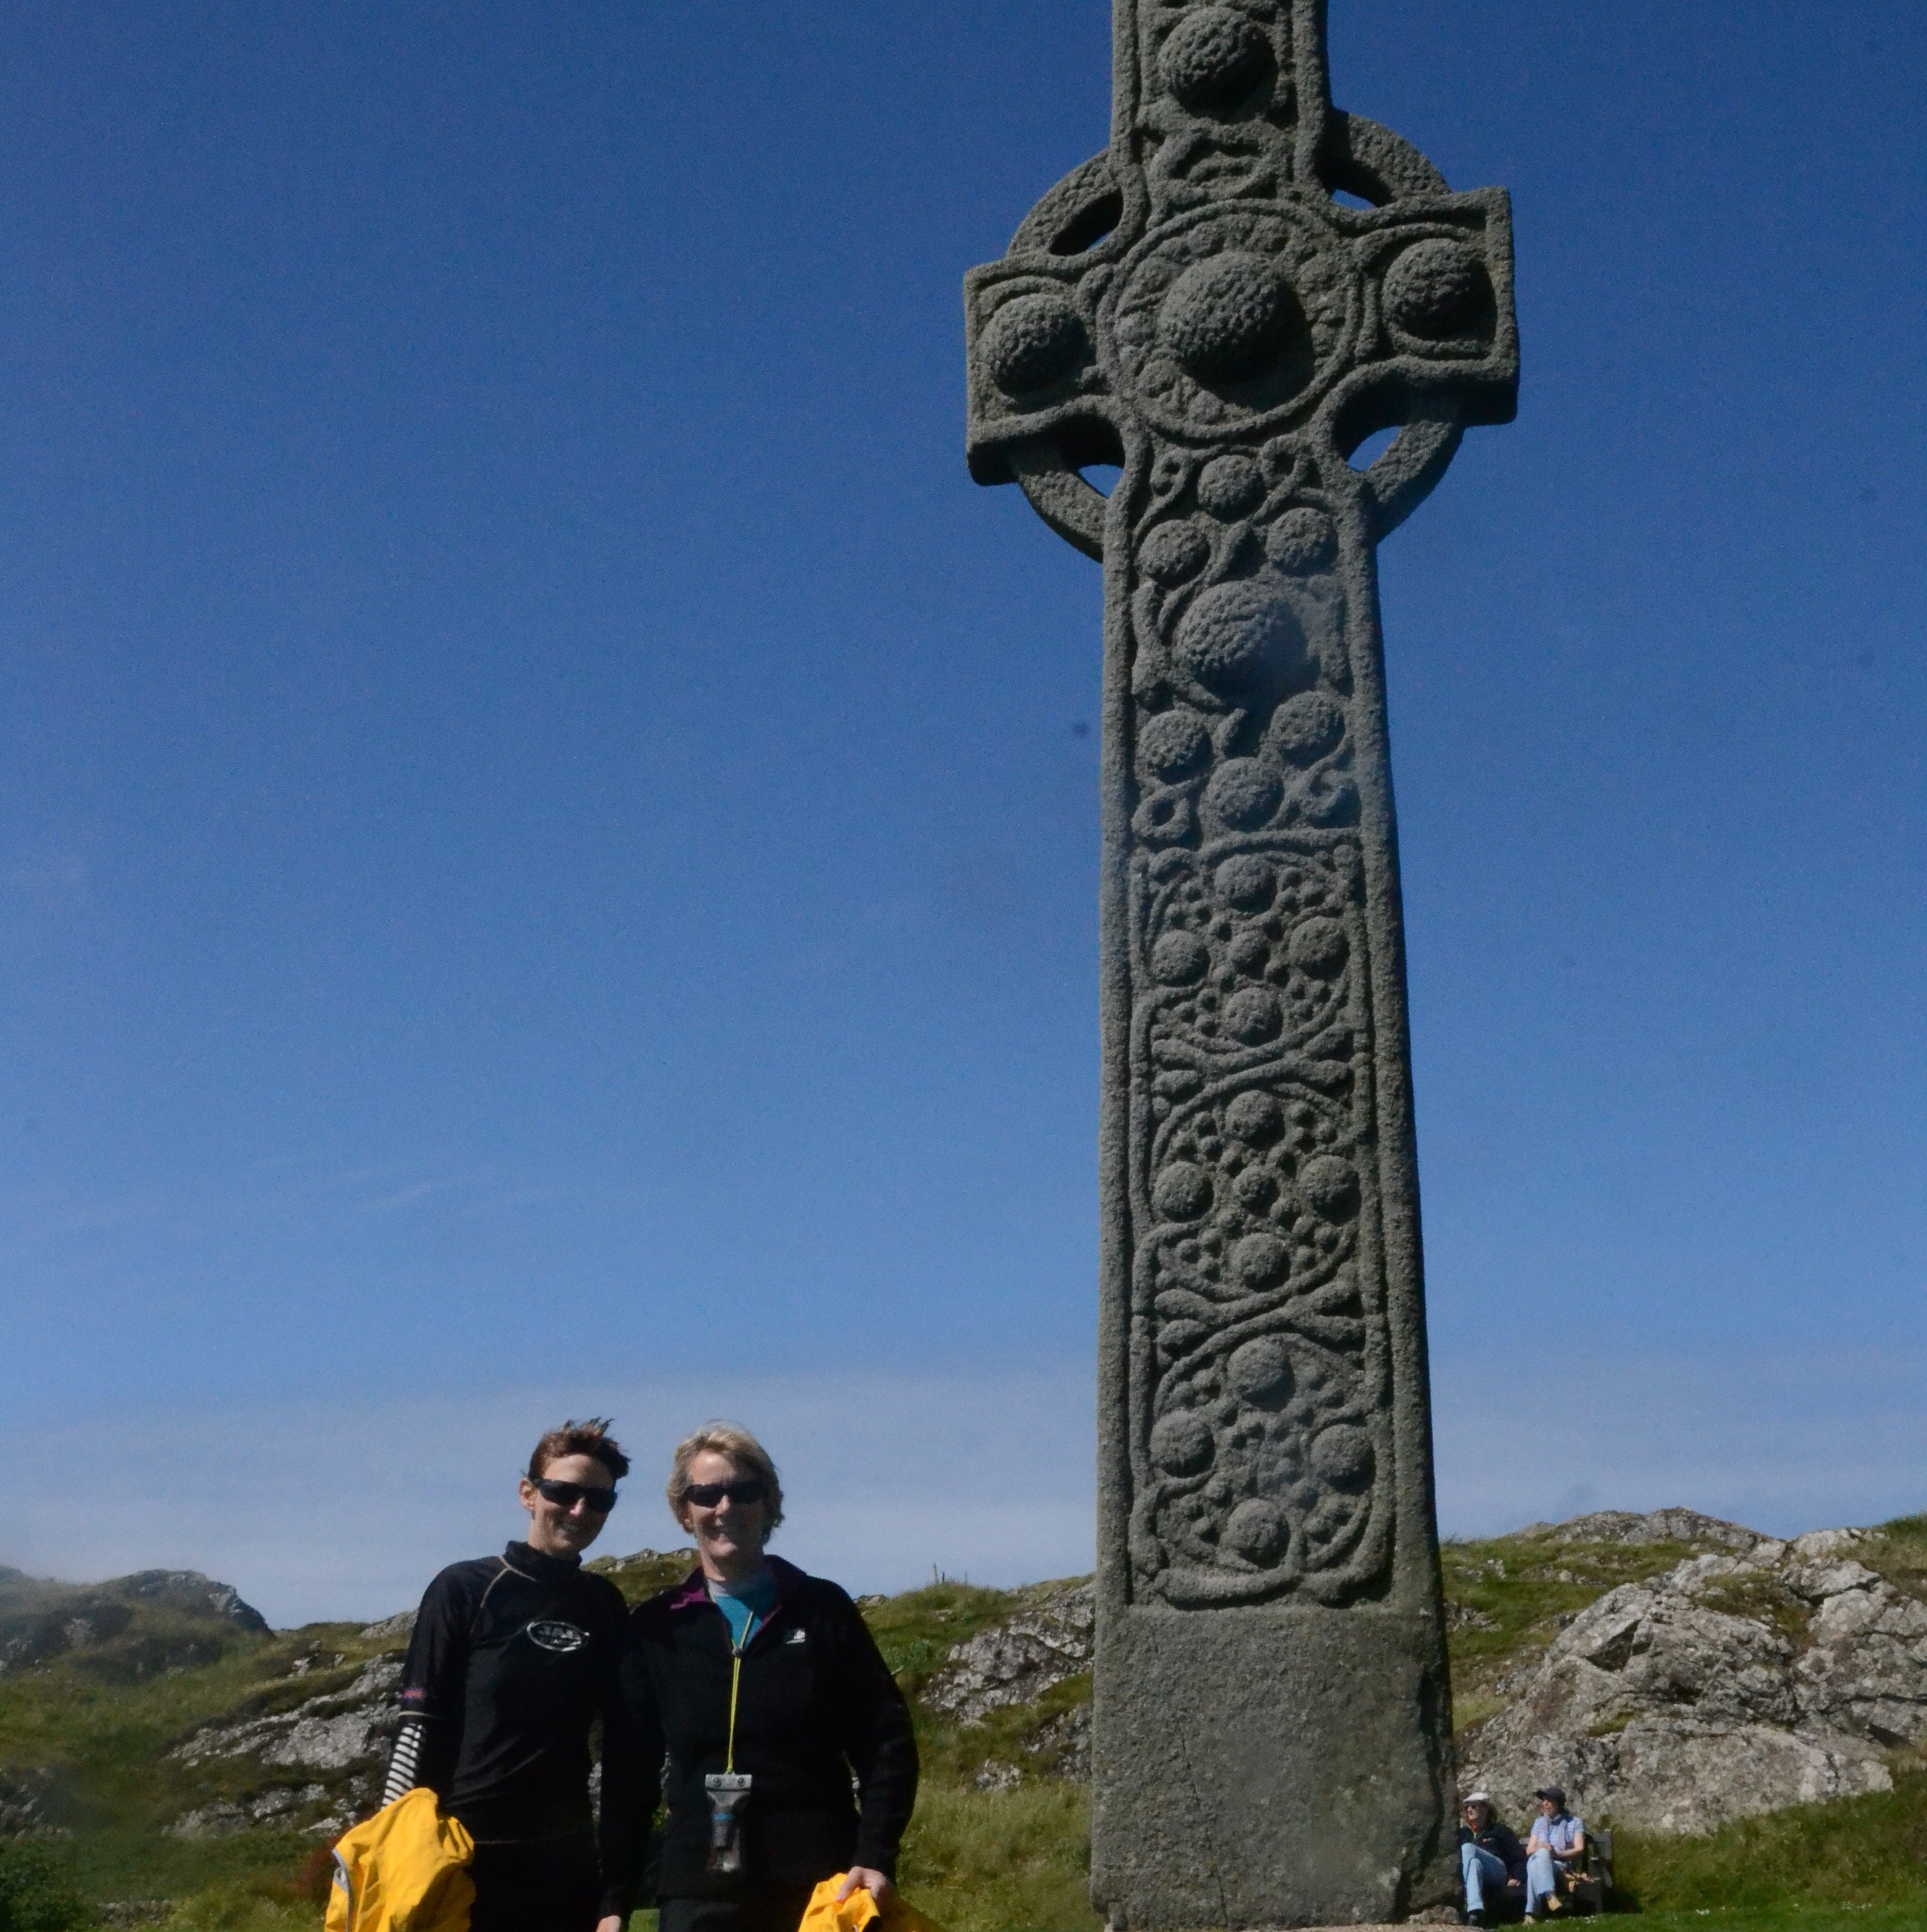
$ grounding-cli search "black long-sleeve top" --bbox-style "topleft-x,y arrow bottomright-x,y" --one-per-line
1458,1817 -> 1527,1882
618,1556 -> 919,1902
382,1541 -> 641,1919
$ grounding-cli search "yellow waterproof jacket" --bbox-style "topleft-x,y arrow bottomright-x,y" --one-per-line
325,1788 -> 475,1932
795,1876 -> 945,1932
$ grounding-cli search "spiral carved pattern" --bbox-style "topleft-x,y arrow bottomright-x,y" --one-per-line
1118,415 -> 1393,1604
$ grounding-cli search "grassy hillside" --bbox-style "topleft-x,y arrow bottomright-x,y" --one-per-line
3,1524 -> 1925,1931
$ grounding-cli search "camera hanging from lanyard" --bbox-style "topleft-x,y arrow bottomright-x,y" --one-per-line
707,1610 -> 759,1874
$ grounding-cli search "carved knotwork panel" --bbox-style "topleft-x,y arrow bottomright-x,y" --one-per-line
1122,435 -> 1390,1606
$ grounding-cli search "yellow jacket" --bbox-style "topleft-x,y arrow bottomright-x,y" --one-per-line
795,1876 -> 945,1932
326,1788 -> 475,1932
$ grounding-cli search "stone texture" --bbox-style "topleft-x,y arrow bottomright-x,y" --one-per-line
173,1654 -> 400,1772
1460,1528 -> 1927,1836
166,1783 -> 343,1840
922,1584 -> 1094,1724
965,2 -> 1516,1924
0,1566 -> 267,1675
1519,1508 -> 1763,1553
163,1654 -> 399,1840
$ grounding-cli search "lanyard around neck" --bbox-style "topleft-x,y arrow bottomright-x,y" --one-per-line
723,1606 -> 759,1775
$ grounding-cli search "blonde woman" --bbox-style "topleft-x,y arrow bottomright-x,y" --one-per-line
618,1423 -> 917,1932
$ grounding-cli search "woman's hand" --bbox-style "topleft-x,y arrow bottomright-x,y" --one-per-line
595,1916 -> 623,1932
835,1868 -> 896,1906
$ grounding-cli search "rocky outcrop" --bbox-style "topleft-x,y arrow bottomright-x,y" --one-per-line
0,1568 -> 268,1677
922,1584 -> 1092,1725
1520,1508 -> 1762,1554
174,1656 -> 400,1774
164,1655 -> 400,1838
115,1572 -> 271,1633
1460,1527 -> 1927,1835
168,1783 -> 345,1840
919,1582 -> 1095,1791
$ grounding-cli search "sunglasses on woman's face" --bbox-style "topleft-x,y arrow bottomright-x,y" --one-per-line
684,1479 -> 766,1508
534,1478 -> 619,1513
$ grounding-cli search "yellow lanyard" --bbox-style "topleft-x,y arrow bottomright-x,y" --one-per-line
724,1610 -> 759,1775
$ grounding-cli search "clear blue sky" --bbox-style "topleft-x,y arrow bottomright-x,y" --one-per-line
3,2 -> 1923,1623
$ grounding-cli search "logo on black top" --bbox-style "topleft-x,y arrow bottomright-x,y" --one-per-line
524,1620 -> 589,1653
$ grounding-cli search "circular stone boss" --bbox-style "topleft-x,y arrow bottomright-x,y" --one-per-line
1172,581 -> 1308,699
1149,1409 -> 1215,1477
1156,6 -> 1273,113
1381,237 -> 1494,344
978,287 -> 1088,394
1106,204 -> 1358,438
1224,1496 -> 1288,1564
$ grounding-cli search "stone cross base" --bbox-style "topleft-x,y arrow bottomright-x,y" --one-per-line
1096,1605 -> 1452,1925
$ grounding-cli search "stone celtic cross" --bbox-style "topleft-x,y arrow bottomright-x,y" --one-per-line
964,3 -> 1517,1924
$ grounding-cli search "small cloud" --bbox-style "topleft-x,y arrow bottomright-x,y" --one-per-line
2,850 -> 90,908
365,1182 -> 432,1214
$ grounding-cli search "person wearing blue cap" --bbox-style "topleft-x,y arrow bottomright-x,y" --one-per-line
1523,1787 -> 1586,1920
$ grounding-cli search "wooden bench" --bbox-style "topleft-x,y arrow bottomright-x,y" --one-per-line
1558,1826 -> 1614,1915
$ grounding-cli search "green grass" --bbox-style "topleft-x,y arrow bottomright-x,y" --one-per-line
1625,1910 -> 1927,1931
0,1613 -> 401,1919
9,1527 -> 1927,1929
1851,1517 -> 1927,1601
895,1783 -> 1099,1932
1612,1770 -> 1927,1917
864,1584 -> 1043,1698
0,1840 -> 92,1932
1441,1534 -> 1703,1680
585,1549 -> 698,1607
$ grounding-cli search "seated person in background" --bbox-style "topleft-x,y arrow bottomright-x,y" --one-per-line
1457,1790 -> 1525,1926
1524,1786 -> 1586,1920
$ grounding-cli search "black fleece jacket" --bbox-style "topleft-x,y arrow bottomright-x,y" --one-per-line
619,1557 -> 919,1902
384,1541 -> 642,1919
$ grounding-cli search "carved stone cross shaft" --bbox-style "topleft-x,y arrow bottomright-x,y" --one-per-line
964,4 -> 1517,1924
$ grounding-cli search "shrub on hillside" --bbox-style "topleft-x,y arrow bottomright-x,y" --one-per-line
0,1843 -> 89,1932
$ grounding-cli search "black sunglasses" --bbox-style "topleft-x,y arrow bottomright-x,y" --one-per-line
683,1479 -> 766,1508
534,1477 -> 619,1513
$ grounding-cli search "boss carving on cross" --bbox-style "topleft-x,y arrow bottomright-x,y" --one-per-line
966,0 -> 1517,1610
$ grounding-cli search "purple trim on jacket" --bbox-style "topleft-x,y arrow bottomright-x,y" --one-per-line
661,1555 -> 808,1625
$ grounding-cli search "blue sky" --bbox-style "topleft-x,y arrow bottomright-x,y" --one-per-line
3,3 -> 1923,1623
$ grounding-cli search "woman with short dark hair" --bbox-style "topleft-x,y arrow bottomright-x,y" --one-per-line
621,1422 -> 918,1932
382,1418 -> 640,1932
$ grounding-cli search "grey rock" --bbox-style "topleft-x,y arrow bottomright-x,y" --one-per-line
166,1780 -> 349,1840
1519,1508 -> 1763,1553
1025,1703 -> 1092,1782
965,2 -> 1517,1923
0,1568 -> 266,1675
165,1802 -> 254,1840
359,1610 -> 417,1642
116,1572 -> 271,1634
173,1656 -> 400,1773
1460,1534 -> 1927,1835
0,1768 -> 61,1837
922,1584 -> 1093,1723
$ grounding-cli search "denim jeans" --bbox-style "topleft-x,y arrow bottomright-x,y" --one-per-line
1524,1847 -> 1560,1916
1460,1842 -> 1510,1915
